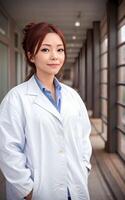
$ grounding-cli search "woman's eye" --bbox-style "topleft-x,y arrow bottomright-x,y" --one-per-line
58,48 -> 64,52
41,48 -> 49,52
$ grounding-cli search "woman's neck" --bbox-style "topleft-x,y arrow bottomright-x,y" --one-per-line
36,72 -> 55,93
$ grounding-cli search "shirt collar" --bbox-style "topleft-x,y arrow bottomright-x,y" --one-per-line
53,77 -> 62,91
34,74 -> 61,93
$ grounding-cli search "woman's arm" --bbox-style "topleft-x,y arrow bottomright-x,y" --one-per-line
76,92 -> 92,170
0,91 -> 33,198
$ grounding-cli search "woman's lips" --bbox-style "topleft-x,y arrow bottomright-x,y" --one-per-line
47,64 -> 60,68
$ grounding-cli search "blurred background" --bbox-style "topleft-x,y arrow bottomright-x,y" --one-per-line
0,0 -> 125,199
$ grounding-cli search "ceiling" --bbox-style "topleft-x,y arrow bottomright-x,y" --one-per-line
0,0 -> 107,67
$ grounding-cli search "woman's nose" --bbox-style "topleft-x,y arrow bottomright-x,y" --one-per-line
50,51 -> 58,60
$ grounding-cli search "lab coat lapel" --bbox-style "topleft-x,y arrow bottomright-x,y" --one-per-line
34,94 -> 62,122
27,75 -> 62,122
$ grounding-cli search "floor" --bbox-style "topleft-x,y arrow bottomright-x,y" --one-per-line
0,172 -> 6,200
0,119 -> 125,200
88,119 -> 125,200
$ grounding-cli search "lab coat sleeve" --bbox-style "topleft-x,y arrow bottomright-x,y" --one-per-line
77,94 -> 92,171
0,91 -> 33,198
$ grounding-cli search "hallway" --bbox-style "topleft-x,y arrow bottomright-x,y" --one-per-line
0,0 -> 125,199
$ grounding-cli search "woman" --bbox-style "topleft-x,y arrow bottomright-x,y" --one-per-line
0,22 -> 92,200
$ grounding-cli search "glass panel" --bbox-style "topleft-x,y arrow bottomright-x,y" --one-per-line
101,69 -> 107,82
100,21 -> 107,40
15,52 -> 22,85
118,86 -> 125,104
118,45 -> 125,65
0,10 -> 8,36
118,132 -> 125,161
118,24 -> 125,44
101,53 -> 107,69
101,99 -> 107,117
118,67 -> 125,84
14,32 -> 19,48
118,106 -> 125,132
101,37 -> 108,53
21,54 -> 26,81
0,42 -> 8,102
101,84 -> 107,98
101,122 -> 107,141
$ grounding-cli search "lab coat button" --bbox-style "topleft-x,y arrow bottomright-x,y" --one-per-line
59,150 -> 64,154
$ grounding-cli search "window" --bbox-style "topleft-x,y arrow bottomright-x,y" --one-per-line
118,25 -> 125,44
101,37 -> 108,53
100,36 -> 108,141
101,53 -> 107,68
14,32 -> 19,48
15,52 -> 22,84
101,69 -> 107,83
0,10 -> 8,36
117,15 -> 125,160
118,132 -> 125,159
118,46 -> 125,65
0,42 -> 8,102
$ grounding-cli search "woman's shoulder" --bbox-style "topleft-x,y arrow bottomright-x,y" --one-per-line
60,82 -> 86,107
61,82 -> 80,98
61,82 -> 77,93
8,81 -> 27,96
1,81 -> 28,106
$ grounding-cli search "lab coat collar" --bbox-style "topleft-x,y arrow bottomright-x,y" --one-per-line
26,75 -> 63,123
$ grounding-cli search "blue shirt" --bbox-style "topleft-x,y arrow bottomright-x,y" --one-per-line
34,75 -> 62,113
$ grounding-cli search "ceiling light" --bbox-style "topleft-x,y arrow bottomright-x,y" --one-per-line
75,21 -> 80,27
72,35 -> 76,40
75,11 -> 81,27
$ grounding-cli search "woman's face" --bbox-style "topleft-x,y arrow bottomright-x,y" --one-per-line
31,32 -> 65,78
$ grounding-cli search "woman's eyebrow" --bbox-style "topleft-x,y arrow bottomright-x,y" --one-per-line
42,44 -> 64,47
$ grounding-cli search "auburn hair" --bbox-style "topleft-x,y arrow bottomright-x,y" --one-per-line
22,22 -> 67,80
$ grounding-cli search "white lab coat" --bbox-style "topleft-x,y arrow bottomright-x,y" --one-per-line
0,75 -> 92,200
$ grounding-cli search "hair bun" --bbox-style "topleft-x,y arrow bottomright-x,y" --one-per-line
23,22 -> 36,34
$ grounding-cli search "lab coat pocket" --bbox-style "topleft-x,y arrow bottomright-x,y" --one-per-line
32,169 -> 39,200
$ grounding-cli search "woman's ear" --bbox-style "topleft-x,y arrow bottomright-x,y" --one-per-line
27,52 -> 34,63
